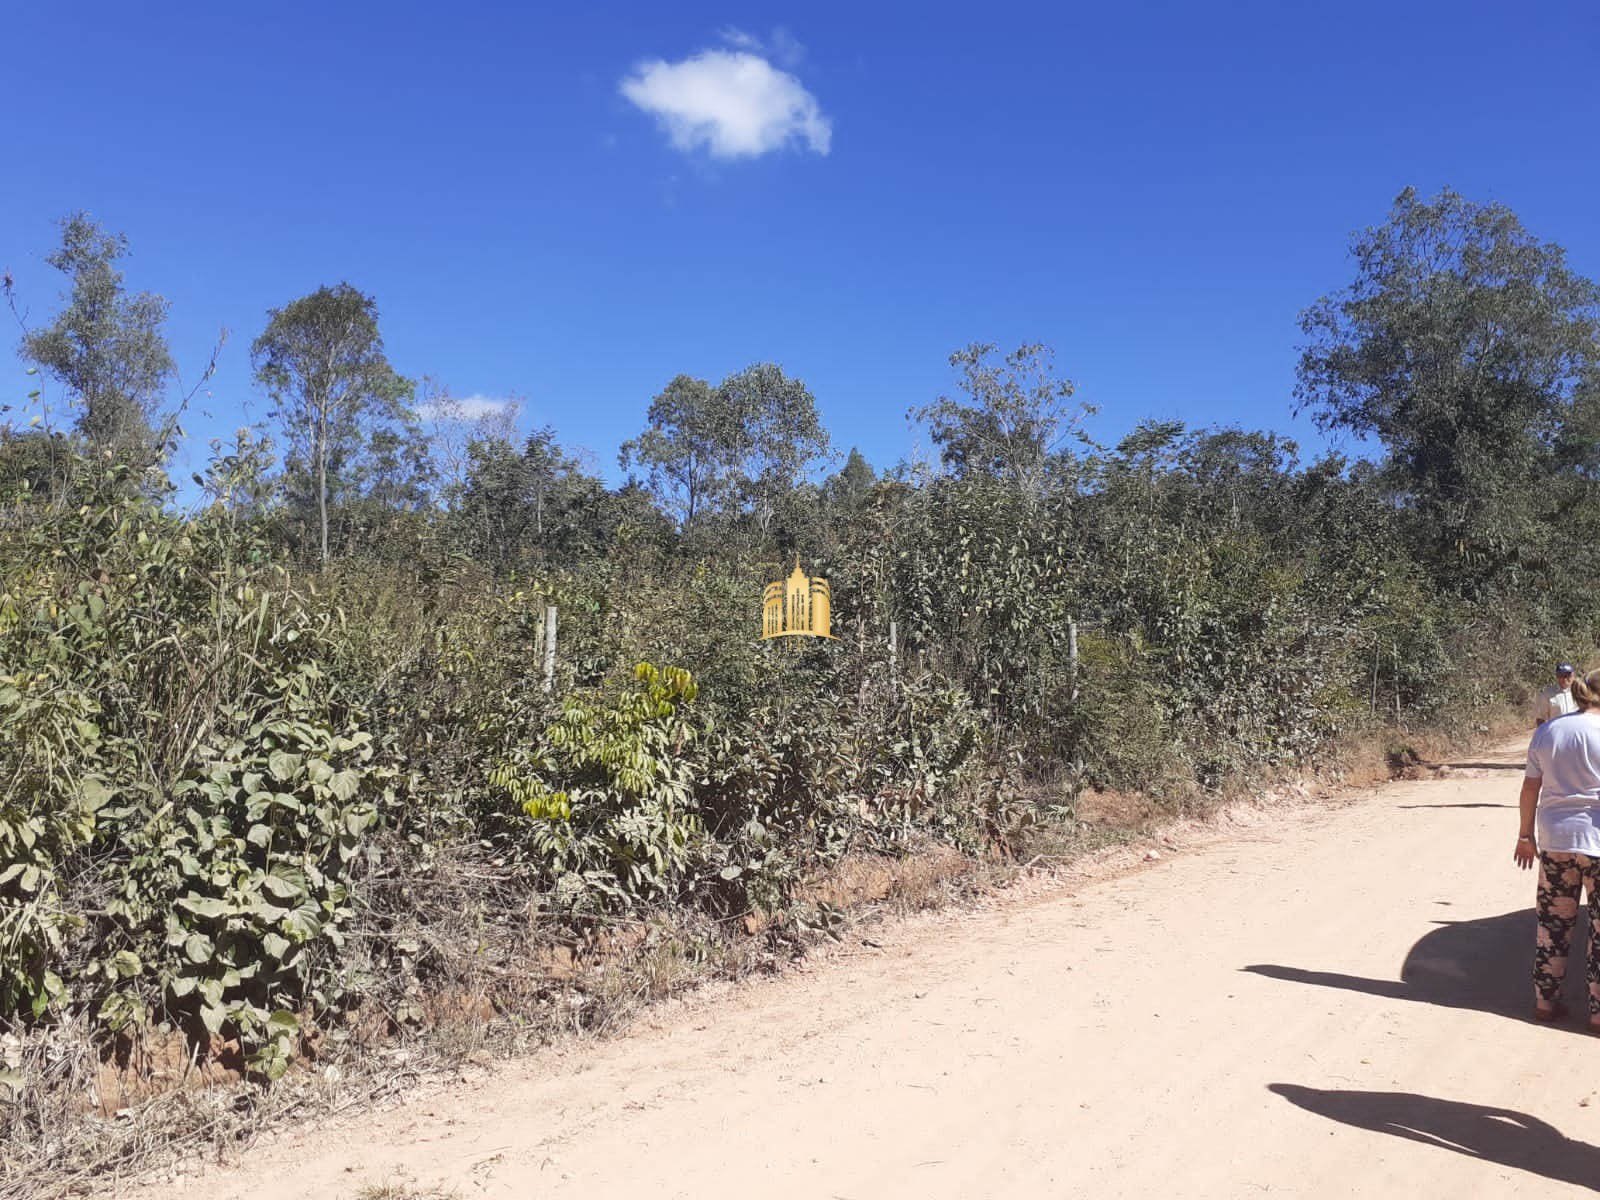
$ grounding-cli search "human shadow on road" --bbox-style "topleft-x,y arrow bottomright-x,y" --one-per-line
1269,1085 -> 1600,1192
1243,908 -> 1589,1029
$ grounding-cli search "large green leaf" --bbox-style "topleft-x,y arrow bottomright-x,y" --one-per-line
267,749 -> 303,783
198,1002 -> 227,1035
260,873 -> 304,903
175,895 -> 231,920
261,932 -> 291,960
327,769 -> 361,803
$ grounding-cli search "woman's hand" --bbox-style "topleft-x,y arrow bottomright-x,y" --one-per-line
1515,835 -> 1539,869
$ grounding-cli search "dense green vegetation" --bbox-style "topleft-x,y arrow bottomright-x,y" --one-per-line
2,187 -> 1598,1082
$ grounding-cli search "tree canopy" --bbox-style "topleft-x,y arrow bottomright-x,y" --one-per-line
19,212 -> 174,462
250,283 -> 416,563
1296,186 -> 1600,592
620,363 -> 830,533
911,342 -> 1091,501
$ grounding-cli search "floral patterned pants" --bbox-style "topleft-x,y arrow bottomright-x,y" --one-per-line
1534,851 -> 1600,1014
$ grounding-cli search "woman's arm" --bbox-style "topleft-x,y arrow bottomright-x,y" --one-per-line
1515,775 -> 1541,869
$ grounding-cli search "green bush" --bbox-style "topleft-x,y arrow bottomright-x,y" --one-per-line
487,662 -> 705,911
0,422 -> 1584,1090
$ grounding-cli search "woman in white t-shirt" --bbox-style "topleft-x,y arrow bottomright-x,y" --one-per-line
1518,667 -> 1600,1030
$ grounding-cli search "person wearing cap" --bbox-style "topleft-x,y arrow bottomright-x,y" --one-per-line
1535,663 -> 1578,726
1518,666 -> 1600,1030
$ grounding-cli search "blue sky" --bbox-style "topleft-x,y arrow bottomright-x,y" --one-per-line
3,1 -> 1598,485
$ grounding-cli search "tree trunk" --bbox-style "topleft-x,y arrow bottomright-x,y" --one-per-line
314,389 -> 331,566
317,449 -> 329,565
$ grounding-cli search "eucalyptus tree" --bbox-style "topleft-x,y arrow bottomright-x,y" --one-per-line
716,363 -> 831,533
910,342 -> 1091,503
620,364 -> 830,534
619,374 -> 724,529
250,283 -> 414,564
19,212 -> 174,462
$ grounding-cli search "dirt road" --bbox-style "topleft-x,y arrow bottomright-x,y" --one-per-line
140,740 -> 1600,1198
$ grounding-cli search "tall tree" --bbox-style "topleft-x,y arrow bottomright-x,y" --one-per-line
910,342 -> 1091,501
251,283 -> 413,564
717,363 -> 830,532
1296,187 -> 1600,592
619,374 -> 725,528
19,212 -> 174,462
620,364 -> 830,532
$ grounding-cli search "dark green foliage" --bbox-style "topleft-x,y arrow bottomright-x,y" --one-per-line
826,447 -> 876,512
1297,187 -> 1600,596
456,428 -> 616,570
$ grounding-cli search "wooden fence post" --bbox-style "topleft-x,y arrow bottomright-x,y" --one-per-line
542,604 -> 558,693
1067,617 -> 1079,703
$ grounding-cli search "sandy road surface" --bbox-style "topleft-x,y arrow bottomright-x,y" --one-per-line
136,740 -> 1600,1199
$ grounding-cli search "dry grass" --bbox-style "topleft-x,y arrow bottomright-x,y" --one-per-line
353,1179 -> 461,1200
0,906 -> 775,1198
0,1018 -> 428,1200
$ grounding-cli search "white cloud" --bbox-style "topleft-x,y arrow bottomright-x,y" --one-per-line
768,28 -> 806,69
717,26 -> 805,67
620,48 -> 832,159
418,393 -> 517,422
719,26 -> 764,53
